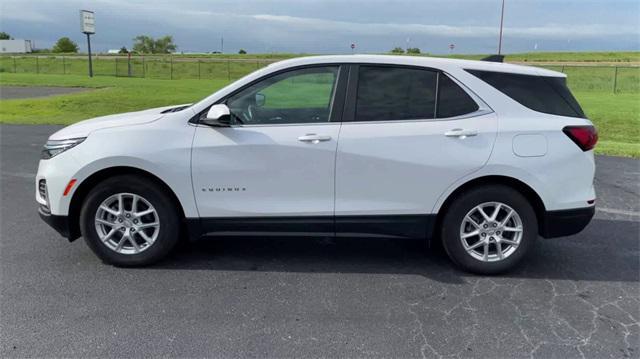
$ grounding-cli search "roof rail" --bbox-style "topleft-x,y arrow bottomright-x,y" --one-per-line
481,55 -> 505,63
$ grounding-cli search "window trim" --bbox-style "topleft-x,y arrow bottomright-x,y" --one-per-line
341,63 -> 492,124
190,64 -> 348,127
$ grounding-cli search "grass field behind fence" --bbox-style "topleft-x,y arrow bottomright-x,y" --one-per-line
0,52 -> 639,157
1,55 -> 639,93
0,56 -> 275,81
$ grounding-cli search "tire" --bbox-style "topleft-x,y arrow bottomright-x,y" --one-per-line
440,185 -> 537,274
79,175 -> 181,267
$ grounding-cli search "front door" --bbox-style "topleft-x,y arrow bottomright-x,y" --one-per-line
191,65 -> 346,235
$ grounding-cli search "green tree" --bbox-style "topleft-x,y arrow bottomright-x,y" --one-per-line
0,32 -> 12,40
132,35 -> 177,54
52,37 -> 79,53
238,49 -> 247,54
119,46 -> 129,54
406,47 -> 421,54
390,47 -> 405,54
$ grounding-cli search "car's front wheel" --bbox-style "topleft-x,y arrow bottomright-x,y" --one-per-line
79,175 -> 180,266
441,185 -> 537,274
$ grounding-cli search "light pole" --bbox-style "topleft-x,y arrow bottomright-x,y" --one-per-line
498,0 -> 505,55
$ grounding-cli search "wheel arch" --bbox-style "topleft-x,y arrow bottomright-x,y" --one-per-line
431,175 -> 547,240
67,166 -> 187,241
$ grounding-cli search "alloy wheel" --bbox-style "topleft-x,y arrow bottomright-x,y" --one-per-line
94,193 -> 160,255
459,201 -> 523,262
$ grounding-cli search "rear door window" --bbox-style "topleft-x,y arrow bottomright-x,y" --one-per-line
466,69 -> 586,118
355,66 -> 437,122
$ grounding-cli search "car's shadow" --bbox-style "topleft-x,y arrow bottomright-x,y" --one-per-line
153,218 -> 639,284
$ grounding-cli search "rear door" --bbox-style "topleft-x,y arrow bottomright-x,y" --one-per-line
334,64 -> 497,237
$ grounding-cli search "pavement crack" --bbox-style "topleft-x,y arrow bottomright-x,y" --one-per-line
408,302 -> 442,359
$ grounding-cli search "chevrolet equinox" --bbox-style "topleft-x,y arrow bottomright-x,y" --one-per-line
37,55 -> 597,274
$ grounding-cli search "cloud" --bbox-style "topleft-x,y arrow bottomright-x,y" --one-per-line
0,2 -> 55,23
1,0 -> 638,53
251,14 -> 638,39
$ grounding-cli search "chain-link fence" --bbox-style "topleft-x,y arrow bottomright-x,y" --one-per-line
0,55 -> 279,82
1,55 -> 638,93
538,64 -> 639,93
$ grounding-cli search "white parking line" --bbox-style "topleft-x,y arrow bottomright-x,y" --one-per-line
597,207 -> 640,217
5,168 -> 640,219
3,172 -> 35,179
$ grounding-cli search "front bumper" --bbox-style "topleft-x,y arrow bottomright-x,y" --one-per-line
38,206 -> 76,240
540,206 -> 595,238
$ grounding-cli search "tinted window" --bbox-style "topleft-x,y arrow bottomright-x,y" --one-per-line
437,74 -> 479,118
355,66 -> 437,122
467,70 -> 586,118
227,66 -> 338,125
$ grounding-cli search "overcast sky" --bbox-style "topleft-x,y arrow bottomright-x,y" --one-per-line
1,0 -> 638,54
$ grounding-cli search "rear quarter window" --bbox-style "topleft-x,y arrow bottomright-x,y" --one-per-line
436,74 -> 480,118
466,69 -> 586,118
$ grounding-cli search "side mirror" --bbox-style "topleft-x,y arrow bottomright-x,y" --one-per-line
255,93 -> 266,107
202,104 -> 231,127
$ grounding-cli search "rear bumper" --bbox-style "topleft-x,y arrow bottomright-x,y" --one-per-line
38,206 -> 75,240
540,206 -> 595,238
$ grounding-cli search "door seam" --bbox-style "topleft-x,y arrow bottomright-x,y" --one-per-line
332,122 -> 343,236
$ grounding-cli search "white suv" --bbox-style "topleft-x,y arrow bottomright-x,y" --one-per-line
36,55 -> 597,274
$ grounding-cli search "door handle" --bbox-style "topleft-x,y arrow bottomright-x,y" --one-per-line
444,128 -> 478,139
298,134 -> 332,144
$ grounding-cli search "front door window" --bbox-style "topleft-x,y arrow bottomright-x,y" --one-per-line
226,66 -> 339,125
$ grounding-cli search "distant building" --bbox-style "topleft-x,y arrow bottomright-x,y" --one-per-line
0,39 -> 33,53
107,49 -> 120,54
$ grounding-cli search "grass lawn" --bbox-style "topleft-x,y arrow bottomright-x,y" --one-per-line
573,91 -> 639,157
0,72 -> 638,157
0,74 -> 227,124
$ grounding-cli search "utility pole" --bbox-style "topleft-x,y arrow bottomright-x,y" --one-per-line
221,36 -> 224,53
498,0 -> 505,55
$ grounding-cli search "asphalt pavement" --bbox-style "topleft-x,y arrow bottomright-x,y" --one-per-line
1,124 -> 638,358
0,86 -> 89,100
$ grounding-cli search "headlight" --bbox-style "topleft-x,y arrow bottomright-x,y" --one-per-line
41,137 -> 86,159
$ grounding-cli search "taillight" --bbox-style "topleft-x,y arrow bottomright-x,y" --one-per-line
563,125 -> 598,151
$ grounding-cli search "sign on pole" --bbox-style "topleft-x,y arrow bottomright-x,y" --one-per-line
80,10 -> 95,34
80,10 -> 95,77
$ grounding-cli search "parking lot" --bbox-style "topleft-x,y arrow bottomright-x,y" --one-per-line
1,124 -> 638,358
0,86 -> 89,100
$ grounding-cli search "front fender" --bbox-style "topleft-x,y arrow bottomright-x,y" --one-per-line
66,155 -> 198,218
42,118 -> 198,218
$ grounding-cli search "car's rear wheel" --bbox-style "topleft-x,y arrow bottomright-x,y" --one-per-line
80,175 -> 180,266
441,185 -> 537,274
